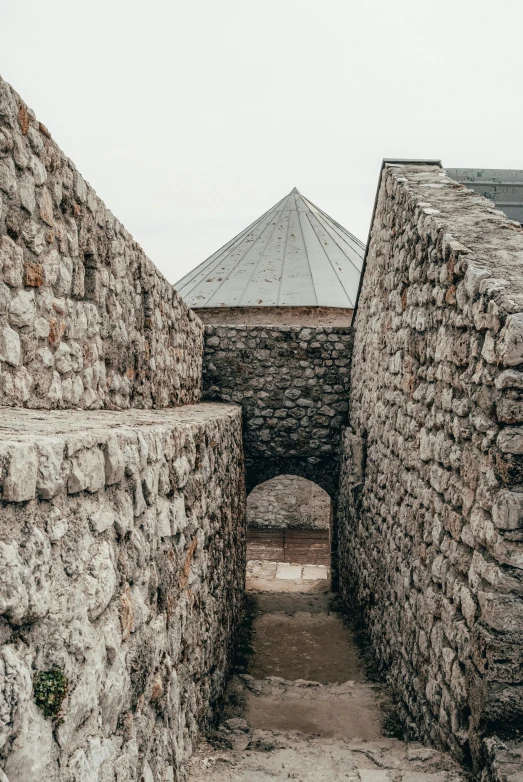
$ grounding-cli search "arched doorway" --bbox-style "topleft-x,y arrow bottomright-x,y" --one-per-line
247,474 -> 331,531
246,475 -> 332,592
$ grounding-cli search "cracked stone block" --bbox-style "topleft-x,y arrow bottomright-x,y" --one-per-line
68,447 -> 105,494
3,443 -> 37,501
0,324 -> 21,366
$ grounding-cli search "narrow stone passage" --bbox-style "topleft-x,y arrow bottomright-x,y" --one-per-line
187,556 -> 468,781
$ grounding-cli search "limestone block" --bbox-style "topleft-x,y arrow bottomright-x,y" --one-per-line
27,154 -> 46,185
172,455 -> 191,488
3,443 -> 37,501
171,494 -> 187,533
88,501 -> 115,534
498,314 -> 523,367
9,289 -> 35,327
0,157 -> 17,195
36,438 -> 65,498
39,186 -> 54,226
0,236 -> 23,288
19,171 -> 36,213
0,325 -> 21,367
22,220 -> 45,256
46,509 -> 68,542
342,430 -> 365,487
41,248 -> 60,286
54,342 -> 72,374
478,592 -> 523,633
84,541 -> 117,620
492,490 -> 523,530
0,527 -> 50,623
495,369 -> 523,390
57,640 -> 105,749
132,473 -> 147,517
68,447 -> 105,494
497,428 -> 523,454
0,283 -> 9,314
114,490 -> 134,536
100,650 -> 130,736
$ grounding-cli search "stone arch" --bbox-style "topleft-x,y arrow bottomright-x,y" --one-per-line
247,474 -> 332,531
245,455 -> 339,500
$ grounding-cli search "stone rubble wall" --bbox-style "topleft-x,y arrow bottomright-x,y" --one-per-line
247,474 -> 331,530
339,163 -> 523,772
202,323 -> 353,497
0,75 -> 203,410
0,404 -> 245,782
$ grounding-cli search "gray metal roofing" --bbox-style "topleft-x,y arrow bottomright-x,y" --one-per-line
175,188 -> 365,309
446,168 -> 523,224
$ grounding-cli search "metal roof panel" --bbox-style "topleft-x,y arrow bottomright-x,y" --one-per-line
175,188 -> 365,308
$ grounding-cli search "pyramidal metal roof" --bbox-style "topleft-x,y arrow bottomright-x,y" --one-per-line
175,188 -> 365,309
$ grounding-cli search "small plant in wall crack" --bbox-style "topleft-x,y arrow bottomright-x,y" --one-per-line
33,667 -> 68,722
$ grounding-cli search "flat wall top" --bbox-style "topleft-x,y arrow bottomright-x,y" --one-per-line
0,402 -> 241,503
0,402 -> 238,439
175,188 -> 365,309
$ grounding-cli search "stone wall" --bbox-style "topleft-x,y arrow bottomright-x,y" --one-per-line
339,163 -> 523,771
0,75 -> 202,410
0,404 -> 245,782
0,74 -> 246,782
247,474 -> 331,530
203,323 -> 353,497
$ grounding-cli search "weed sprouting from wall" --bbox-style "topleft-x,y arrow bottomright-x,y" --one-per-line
33,667 -> 68,721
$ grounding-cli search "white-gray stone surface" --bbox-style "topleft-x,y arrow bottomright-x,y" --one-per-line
247,474 -> 331,530
339,163 -> 523,774
0,405 -> 246,782
0,75 -> 203,410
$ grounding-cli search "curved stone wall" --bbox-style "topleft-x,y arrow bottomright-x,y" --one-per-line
247,474 -> 331,530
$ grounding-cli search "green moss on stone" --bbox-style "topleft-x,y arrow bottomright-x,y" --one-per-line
34,667 -> 68,720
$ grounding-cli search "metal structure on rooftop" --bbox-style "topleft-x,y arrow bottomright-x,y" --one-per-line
446,168 -> 523,224
175,188 -> 365,309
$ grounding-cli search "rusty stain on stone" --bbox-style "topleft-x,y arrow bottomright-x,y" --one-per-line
18,103 -> 29,134
24,261 -> 43,287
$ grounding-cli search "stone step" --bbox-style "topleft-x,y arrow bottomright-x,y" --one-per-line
187,676 -> 469,781
187,727 -> 468,781
229,675 -> 386,742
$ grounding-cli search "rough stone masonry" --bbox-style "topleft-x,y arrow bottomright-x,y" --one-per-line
0,75 -> 246,782
0,75 -> 202,410
338,163 -> 523,775
203,323 -> 353,498
247,474 -> 331,530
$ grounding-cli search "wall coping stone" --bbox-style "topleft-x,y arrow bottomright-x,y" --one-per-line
0,403 -> 240,503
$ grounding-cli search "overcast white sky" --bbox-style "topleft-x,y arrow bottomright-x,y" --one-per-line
1,0 -> 522,285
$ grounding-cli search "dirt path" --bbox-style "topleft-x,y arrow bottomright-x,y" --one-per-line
187,587 -> 468,781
